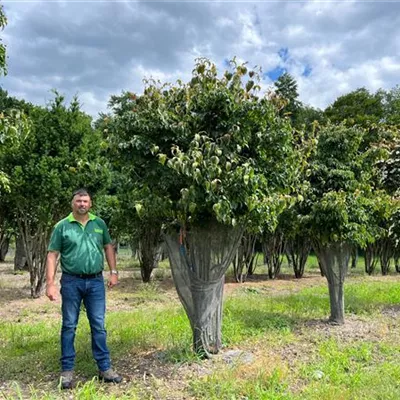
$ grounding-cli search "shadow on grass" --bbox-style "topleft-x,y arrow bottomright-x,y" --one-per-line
0,286 -> 32,303
115,276 -> 177,295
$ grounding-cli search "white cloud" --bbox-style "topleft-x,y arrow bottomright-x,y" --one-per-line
1,0 -> 400,116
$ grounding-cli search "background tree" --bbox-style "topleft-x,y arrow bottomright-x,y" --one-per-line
274,72 -> 300,124
232,231 -> 258,283
295,104 -> 325,131
0,108 -> 31,265
377,138 -> 400,273
106,89 -> 175,282
0,90 -> 35,265
383,85 -> 400,125
0,93 -> 109,297
303,123 -> 376,324
282,206 -> 311,279
324,88 -> 384,127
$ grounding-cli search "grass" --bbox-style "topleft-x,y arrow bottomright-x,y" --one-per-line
0,254 -> 399,399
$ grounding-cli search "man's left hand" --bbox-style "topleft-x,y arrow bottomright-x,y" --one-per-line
108,273 -> 118,288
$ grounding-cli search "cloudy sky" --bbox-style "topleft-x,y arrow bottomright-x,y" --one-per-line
1,0 -> 400,118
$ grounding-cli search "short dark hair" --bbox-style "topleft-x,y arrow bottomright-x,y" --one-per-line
71,188 -> 91,200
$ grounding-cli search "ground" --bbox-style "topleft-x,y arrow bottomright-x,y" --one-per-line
0,256 -> 399,399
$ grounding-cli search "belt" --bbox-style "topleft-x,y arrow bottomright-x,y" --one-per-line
63,271 -> 103,279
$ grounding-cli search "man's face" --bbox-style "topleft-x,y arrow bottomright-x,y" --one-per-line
71,194 -> 92,215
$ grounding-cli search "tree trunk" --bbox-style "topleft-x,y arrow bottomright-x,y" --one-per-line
247,252 -> 258,276
286,236 -> 311,279
317,258 -> 325,277
138,224 -> 162,283
18,218 -> 49,298
0,234 -> 10,261
191,278 -> 224,355
232,233 -> 257,283
262,231 -> 285,279
164,222 -> 242,358
0,217 -> 12,262
394,255 -> 400,273
379,238 -> 394,276
351,246 -> 358,269
314,242 -> 351,325
365,243 -> 378,275
14,235 -> 29,271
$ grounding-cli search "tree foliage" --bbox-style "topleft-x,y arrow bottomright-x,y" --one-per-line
324,88 -> 384,127
0,92 -> 110,297
109,59 -> 300,231
0,3 -> 7,76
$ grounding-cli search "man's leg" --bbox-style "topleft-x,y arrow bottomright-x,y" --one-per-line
84,275 -> 110,372
60,274 -> 83,372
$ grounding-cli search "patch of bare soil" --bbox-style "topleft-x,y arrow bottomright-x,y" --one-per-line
0,261 -> 179,322
113,348 -> 259,400
224,272 -> 327,296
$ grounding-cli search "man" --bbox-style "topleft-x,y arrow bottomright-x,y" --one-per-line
46,188 -> 122,389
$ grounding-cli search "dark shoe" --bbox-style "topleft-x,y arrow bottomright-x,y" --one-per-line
60,370 -> 74,390
98,368 -> 122,383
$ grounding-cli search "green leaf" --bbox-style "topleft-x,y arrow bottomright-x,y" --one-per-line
158,153 -> 167,165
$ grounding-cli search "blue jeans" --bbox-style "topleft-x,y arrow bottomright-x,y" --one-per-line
60,273 -> 110,372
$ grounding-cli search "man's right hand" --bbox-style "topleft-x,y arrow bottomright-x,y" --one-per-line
46,283 -> 58,301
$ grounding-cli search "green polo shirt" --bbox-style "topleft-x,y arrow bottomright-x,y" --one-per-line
48,212 -> 112,275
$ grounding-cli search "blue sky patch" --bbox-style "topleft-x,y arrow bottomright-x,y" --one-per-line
264,66 -> 286,81
303,64 -> 312,77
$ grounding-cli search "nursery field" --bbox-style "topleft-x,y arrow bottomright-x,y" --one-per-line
0,252 -> 399,400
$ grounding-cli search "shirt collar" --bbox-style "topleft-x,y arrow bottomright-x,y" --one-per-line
67,212 -> 96,222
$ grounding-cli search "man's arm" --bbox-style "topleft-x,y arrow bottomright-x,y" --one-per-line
105,243 -> 118,288
46,251 -> 59,301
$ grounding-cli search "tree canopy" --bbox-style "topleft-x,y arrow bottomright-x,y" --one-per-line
324,88 -> 384,127
109,59 -> 301,232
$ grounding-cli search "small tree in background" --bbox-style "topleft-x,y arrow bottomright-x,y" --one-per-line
274,72 -> 300,124
232,231 -> 258,283
383,85 -> 400,125
282,206 -> 311,279
324,88 -> 384,127
1,94 -> 109,297
303,123 -> 376,324
0,109 -> 31,262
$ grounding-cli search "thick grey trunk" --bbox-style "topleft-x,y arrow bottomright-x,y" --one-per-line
192,278 -> 224,355
138,224 -> 162,283
315,242 -> 351,325
327,281 -> 345,324
164,223 -> 242,358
